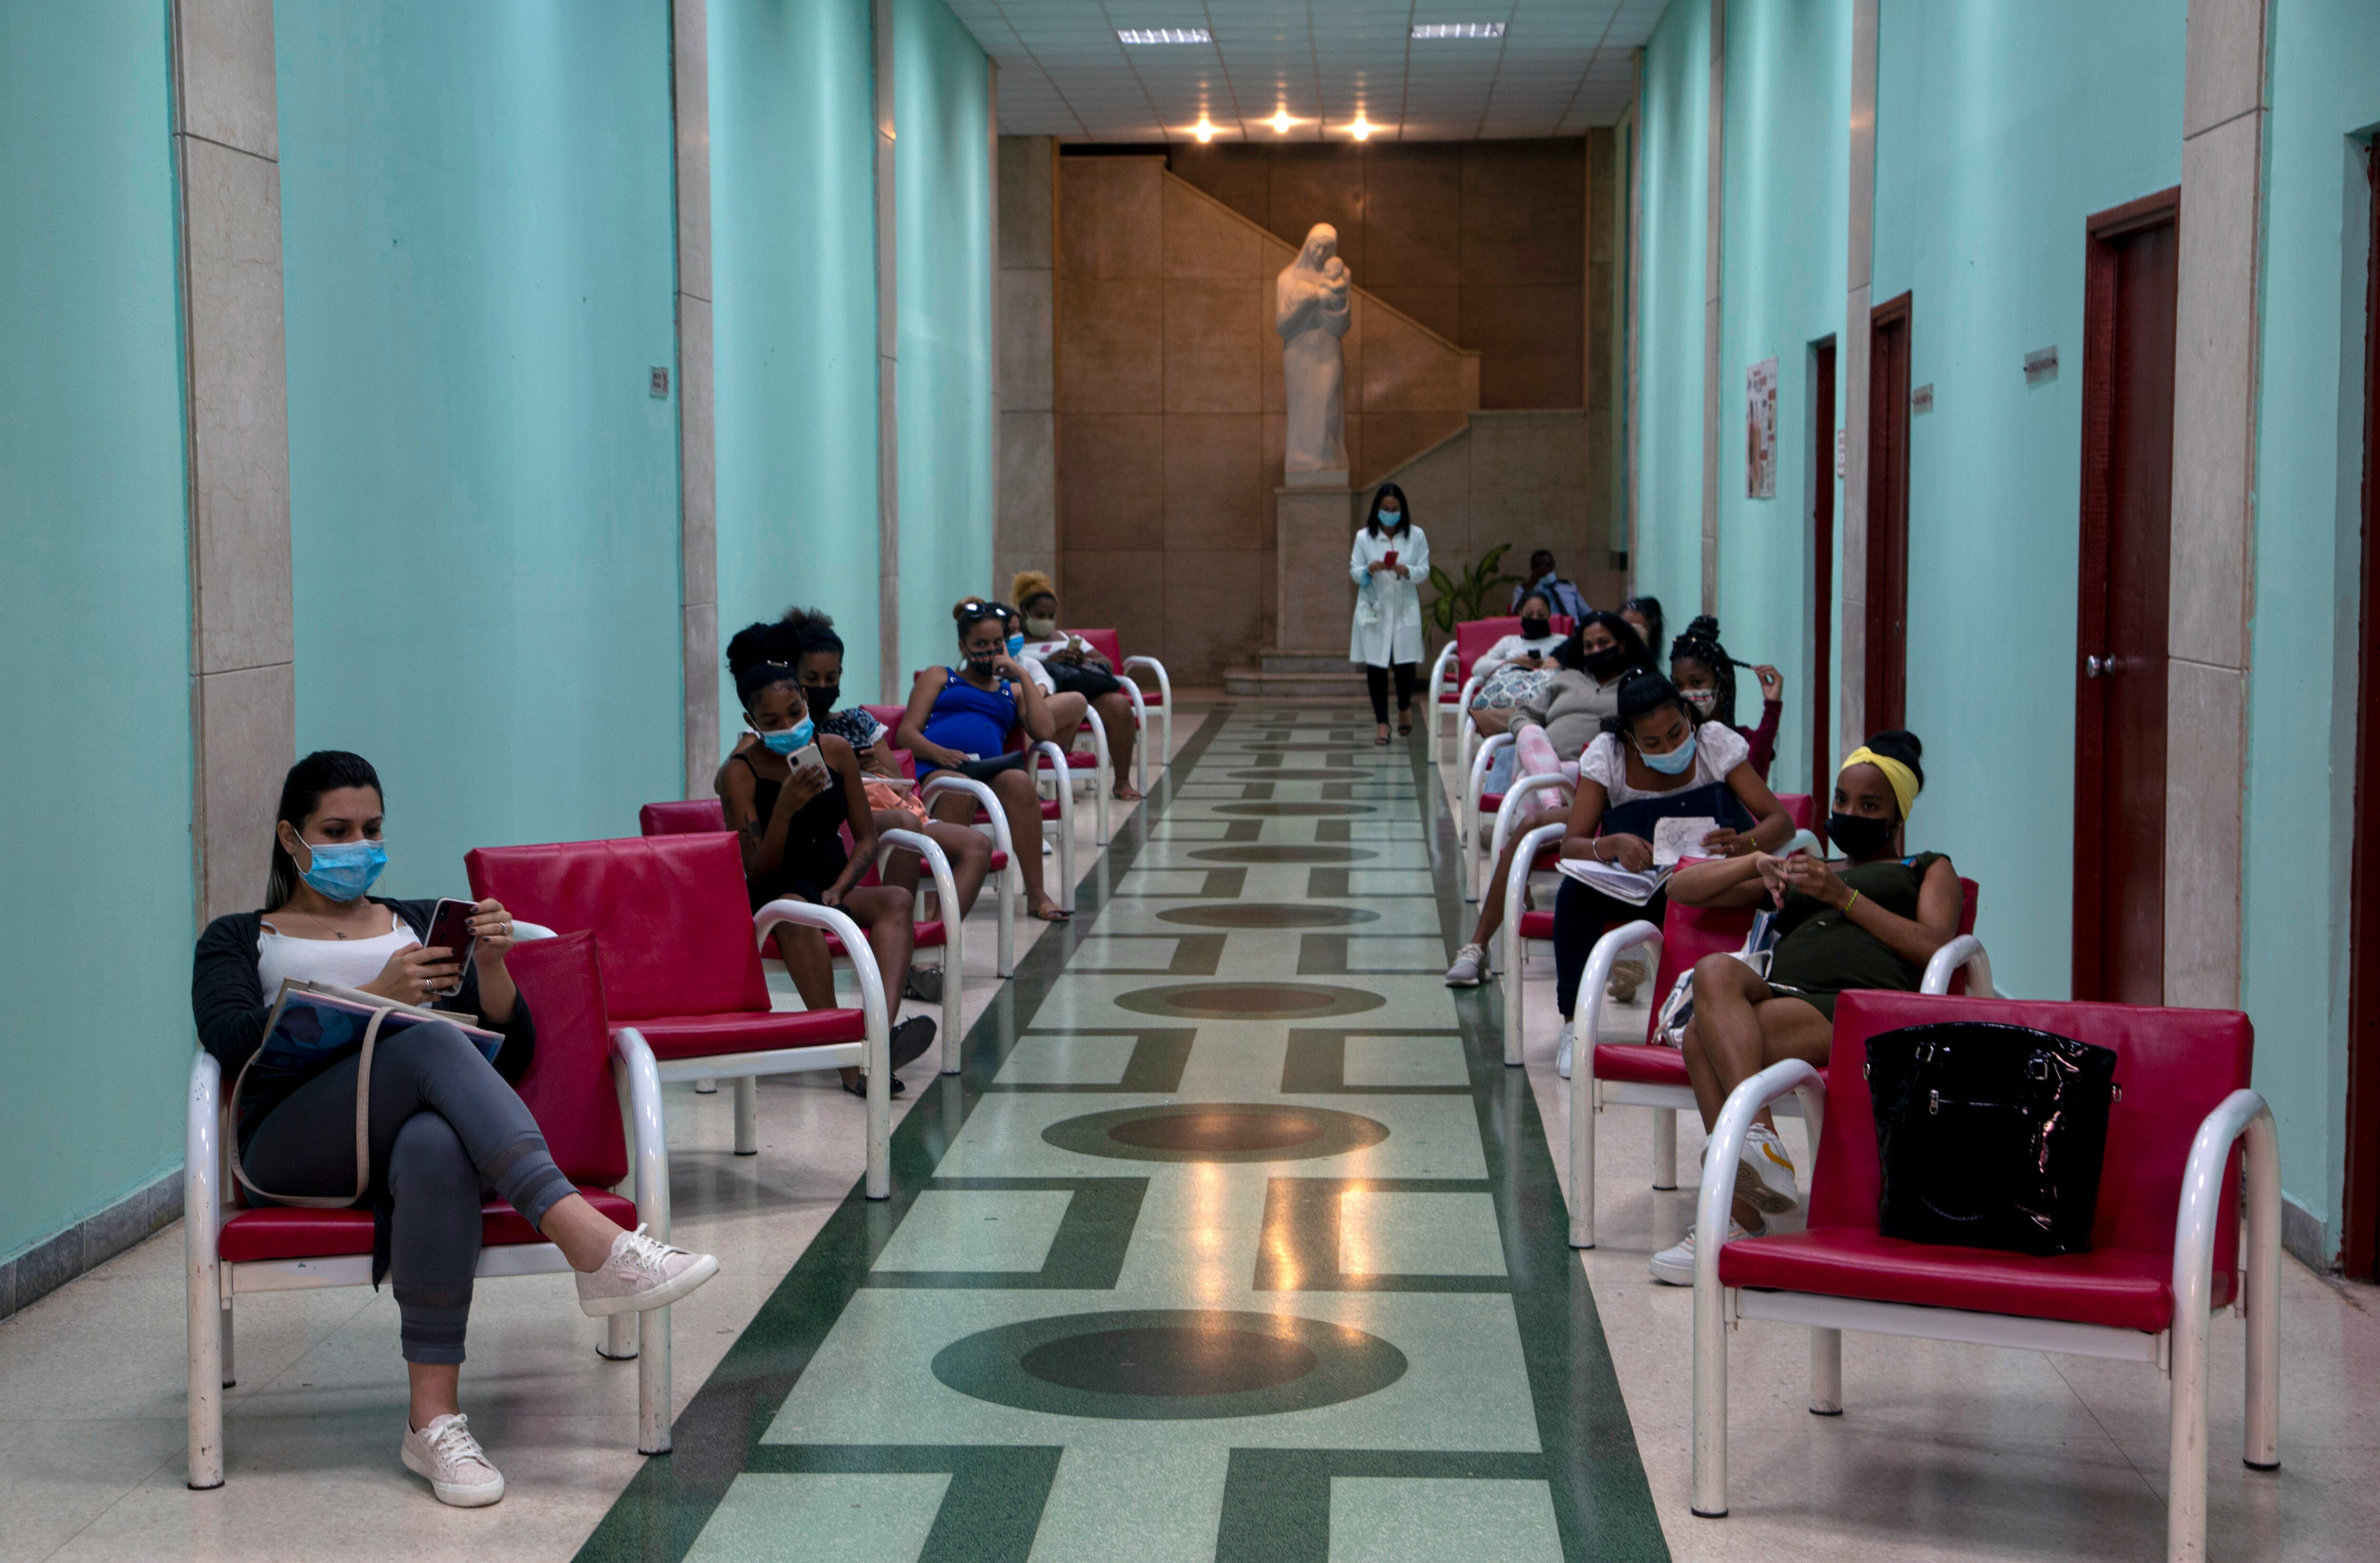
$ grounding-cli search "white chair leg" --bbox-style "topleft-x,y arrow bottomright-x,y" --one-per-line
1571,1045 -> 1597,1249
733,1076 -> 758,1156
637,1304 -> 671,1454
187,1279 -> 223,1488
220,1299 -> 236,1387
601,1310 -> 639,1360
1652,1108 -> 1679,1191
996,861 -> 1017,977
1692,1273 -> 1729,1516
693,1078 -> 717,1094
1809,1327 -> 1843,1415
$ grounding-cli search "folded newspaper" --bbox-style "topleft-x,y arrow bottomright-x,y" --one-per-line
258,978 -> 501,1070
1555,857 -> 1670,906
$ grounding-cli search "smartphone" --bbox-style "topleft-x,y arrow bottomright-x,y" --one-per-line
425,898 -> 476,994
787,742 -> 824,773
1383,549 -> 1399,568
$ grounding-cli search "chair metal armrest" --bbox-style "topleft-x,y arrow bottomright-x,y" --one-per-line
753,899 -> 894,1198
879,827 -> 966,1072
1075,707 -> 1113,842
1032,741 -> 1073,820
1498,821 -> 1571,1068
609,1029 -> 670,1239
1490,772 -> 1576,868
1455,674 -> 1482,714
1568,918 -> 1664,1247
1121,654 -> 1170,708
1921,934 -> 1993,997
511,919 -> 557,941
185,1050 -> 225,1488
2172,1090 -> 2281,1485
918,773 -> 1018,864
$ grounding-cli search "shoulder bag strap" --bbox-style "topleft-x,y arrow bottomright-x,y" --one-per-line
228,1003 -> 387,1209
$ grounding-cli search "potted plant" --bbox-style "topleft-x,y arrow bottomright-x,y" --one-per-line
1422,544 -> 1521,654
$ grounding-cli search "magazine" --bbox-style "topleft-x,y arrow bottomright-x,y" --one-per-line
1555,857 -> 1671,906
258,979 -> 502,1072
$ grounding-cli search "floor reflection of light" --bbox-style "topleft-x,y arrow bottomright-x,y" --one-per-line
1190,1160 -> 1238,1301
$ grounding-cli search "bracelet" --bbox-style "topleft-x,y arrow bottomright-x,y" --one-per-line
1843,889 -> 1861,914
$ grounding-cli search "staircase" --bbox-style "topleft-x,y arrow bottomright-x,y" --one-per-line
1222,649 -> 1370,701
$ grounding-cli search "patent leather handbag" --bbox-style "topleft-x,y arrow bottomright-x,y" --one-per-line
1866,1021 -> 2120,1256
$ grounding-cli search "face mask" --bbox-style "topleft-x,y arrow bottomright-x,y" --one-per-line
1006,633 -> 1026,657
1582,644 -> 1628,679
1378,509 -> 1403,527
1024,615 -> 1057,638
1828,811 -> 1896,857
755,716 -> 815,756
294,835 -> 387,902
804,683 -> 840,716
1680,688 -> 1718,713
964,650 -> 999,676
1519,616 -> 1552,641
1639,732 -> 1698,775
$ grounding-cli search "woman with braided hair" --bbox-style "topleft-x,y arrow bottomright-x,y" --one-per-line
1668,614 -> 1784,781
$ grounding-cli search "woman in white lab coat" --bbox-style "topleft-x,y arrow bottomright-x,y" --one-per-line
1347,482 -> 1430,744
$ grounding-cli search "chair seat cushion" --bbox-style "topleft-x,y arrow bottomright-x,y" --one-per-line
1591,1041 -> 1689,1087
989,851 -> 1008,871
220,1188 -> 635,1264
1481,792 -> 1505,812
1518,910 -> 1555,939
1717,1227 -> 2232,1333
622,1008 -> 866,1059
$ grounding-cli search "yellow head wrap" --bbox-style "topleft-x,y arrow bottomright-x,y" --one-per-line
1840,745 -> 1920,821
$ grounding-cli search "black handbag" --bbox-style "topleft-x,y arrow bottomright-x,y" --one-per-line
1044,660 -> 1122,699
1865,1021 -> 2120,1256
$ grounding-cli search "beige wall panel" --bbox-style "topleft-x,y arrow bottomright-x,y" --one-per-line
1164,278 -> 1263,413
677,294 -> 717,609
2163,658 -> 2244,1006
1368,285 -> 1462,345
1162,178 -> 1265,279
998,267 -> 1055,408
1363,149 -> 1463,287
998,408 -> 1057,549
2168,116 -> 2260,671
672,0 -> 712,301
2182,0 -> 2271,137
1058,413 -> 1164,548
196,661 -> 295,920
1166,147 -> 1273,232
1459,143 -> 1585,286
1382,435 -> 1472,559
1163,547 -> 1268,682
1163,414 -> 1265,551
1060,156 -> 1163,279
1060,548 -> 1166,642
1269,149 -> 1367,269
1361,304 -> 1474,413
1359,410 -> 1468,488
1059,278 -> 1166,413
176,0 -> 278,157
998,136 -> 1054,270
1465,283 -> 1585,408
681,599 -> 717,799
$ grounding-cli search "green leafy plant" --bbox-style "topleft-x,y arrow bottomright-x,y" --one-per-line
1423,543 -> 1522,638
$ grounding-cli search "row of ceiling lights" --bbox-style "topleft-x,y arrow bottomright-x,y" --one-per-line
1118,22 -> 1507,140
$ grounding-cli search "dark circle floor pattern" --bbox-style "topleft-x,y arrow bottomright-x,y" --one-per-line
931,1309 -> 1408,1419
1210,802 -> 1377,817
1186,845 -> 1378,865
1111,980 -> 1385,1016
1154,902 -> 1379,929
1041,1102 -> 1391,1163
1220,768 -> 1371,782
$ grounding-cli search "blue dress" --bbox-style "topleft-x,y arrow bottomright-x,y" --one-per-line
918,669 -> 1020,773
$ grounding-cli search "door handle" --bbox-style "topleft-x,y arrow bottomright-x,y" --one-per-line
2083,654 -> 2113,679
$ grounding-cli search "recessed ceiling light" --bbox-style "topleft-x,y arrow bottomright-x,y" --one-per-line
1349,115 -> 1375,140
1270,109 -> 1294,134
1117,27 -> 1209,44
1193,116 -> 1215,142
1411,22 -> 1506,39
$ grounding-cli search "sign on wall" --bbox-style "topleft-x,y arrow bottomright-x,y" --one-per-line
1745,356 -> 1778,499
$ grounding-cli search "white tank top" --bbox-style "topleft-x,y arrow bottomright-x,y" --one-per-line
257,905 -> 418,994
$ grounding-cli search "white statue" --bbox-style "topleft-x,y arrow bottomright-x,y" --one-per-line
1276,224 -> 1351,485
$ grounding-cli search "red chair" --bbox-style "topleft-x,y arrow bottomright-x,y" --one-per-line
184,930 -> 674,1486
1691,991 -> 2279,1558
906,673 -> 1079,914
637,797 -> 965,1072
1067,627 -> 1170,788
466,833 -> 892,1191
1428,613 -> 1577,771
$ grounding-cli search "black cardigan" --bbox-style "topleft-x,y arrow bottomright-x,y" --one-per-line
193,897 -> 537,1144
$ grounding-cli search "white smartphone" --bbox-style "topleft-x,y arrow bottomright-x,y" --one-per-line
787,742 -> 823,772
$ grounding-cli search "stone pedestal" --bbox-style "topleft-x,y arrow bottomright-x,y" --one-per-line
1222,485 -> 1368,699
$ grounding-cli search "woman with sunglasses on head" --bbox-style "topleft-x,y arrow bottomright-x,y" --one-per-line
895,598 -> 1071,923
192,752 -> 718,1508
1647,730 -> 1957,1285
722,623 -> 940,1094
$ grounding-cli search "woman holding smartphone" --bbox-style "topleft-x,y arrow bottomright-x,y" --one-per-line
721,623 -> 939,1090
191,751 -> 719,1509
1348,482 -> 1430,744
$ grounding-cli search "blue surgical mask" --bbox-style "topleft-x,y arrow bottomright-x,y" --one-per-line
1007,633 -> 1025,657
296,836 -> 387,901
1641,732 -> 1699,775
755,716 -> 814,756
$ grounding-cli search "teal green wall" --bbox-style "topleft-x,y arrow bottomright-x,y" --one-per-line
2243,0 -> 2380,1252
0,0 -> 193,1260
277,0 -> 685,888
1712,0 -> 1851,805
1632,0 -> 1710,626
894,0 -> 994,675
710,0 -> 883,725
1862,0 -> 2185,1003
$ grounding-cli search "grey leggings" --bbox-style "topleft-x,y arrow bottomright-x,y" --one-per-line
242,1022 -> 575,1365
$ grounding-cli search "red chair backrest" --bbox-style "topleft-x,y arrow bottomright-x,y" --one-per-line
500,930 -> 628,1187
1454,615 -> 1577,669
641,798 -> 727,836
1816,991 -> 2253,1276
1776,792 -> 1816,831
860,705 -> 919,777
1641,874 -> 1982,1040
468,835 -> 769,1022
1069,628 -> 1126,668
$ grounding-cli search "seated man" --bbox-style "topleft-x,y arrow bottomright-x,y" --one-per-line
1648,729 -> 1959,1285
1509,548 -> 1592,622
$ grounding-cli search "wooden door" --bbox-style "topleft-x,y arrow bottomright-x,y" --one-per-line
2073,190 -> 2180,1005
1811,339 -> 1837,816
1864,295 -> 1912,731
2345,145 -> 2380,1279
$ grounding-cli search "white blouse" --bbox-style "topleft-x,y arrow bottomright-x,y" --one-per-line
1470,632 -> 1566,680
1579,721 -> 1751,805
257,905 -> 417,993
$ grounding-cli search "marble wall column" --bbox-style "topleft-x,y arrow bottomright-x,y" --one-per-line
2163,0 -> 2271,1009
673,0 -> 719,795
872,0 -> 902,702
1698,0 -> 1727,615
996,136 -> 1058,602
172,0 -> 295,924
1836,0 -> 1881,762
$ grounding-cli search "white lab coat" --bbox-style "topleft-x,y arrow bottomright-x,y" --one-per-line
1348,524 -> 1430,667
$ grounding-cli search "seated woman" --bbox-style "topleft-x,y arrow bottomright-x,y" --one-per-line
1620,594 -> 1666,665
776,607 -> 995,1003
897,598 -> 1072,923
192,751 -> 718,1509
1464,589 -> 1567,742
1011,571 -> 1141,800
1648,730 -> 1957,1285
1667,614 -> 1784,780
1444,612 -> 1655,987
1542,673 -> 1793,1074
721,624 -> 939,1093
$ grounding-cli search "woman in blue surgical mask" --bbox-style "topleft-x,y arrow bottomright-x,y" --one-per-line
721,621 -> 939,1092
191,751 -> 719,1505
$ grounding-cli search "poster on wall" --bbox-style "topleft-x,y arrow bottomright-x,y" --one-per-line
1745,356 -> 1778,499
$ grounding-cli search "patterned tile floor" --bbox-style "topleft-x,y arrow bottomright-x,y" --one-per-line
575,705 -> 1666,1562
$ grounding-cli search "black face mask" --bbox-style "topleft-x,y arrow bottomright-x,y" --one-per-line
1582,644 -> 1629,679
963,650 -> 999,677
1828,811 -> 1896,858
1519,616 -> 1552,641
805,683 -> 840,715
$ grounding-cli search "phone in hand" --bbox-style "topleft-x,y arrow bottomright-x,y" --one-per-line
1383,549 -> 1399,568
786,742 -> 824,774
424,898 -> 476,995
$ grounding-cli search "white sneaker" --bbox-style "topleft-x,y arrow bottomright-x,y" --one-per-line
1555,1020 -> 1575,1079
1648,1220 -> 1754,1286
401,1413 -> 504,1507
1735,1124 -> 1803,1218
574,1225 -> 721,1317
1444,943 -> 1490,986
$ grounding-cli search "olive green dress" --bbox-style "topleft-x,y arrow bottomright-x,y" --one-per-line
1763,851 -> 1950,1019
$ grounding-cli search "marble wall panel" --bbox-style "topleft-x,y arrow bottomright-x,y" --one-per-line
1060,155 -> 1162,278
1465,284 -> 1585,408
196,660 -> 294,920
1361,302 -> 1476,413
999,409 -> 1057,552
2163,658 -> 2244,1007
1165,144 -> 1272,231
1162,178 -> 1264,279
1368,285 -> 1462,346
1460,142 -> 1585,287
1163,547 -> 1268,681
1269,146 -> 1367,269
176,0 -> 277,157
1360,410 -> 1469,489
999,267 -> 1055,407
998,135 -> 1053,269
1058,413 -> 1163,548
1163,415 -> 1265,550
1059,277 -> 1165,412
1060,547 -> 1165,638
1362,148 -> 1463,287
1378,430 -> 1472,564
1163,278 -> 1262,412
